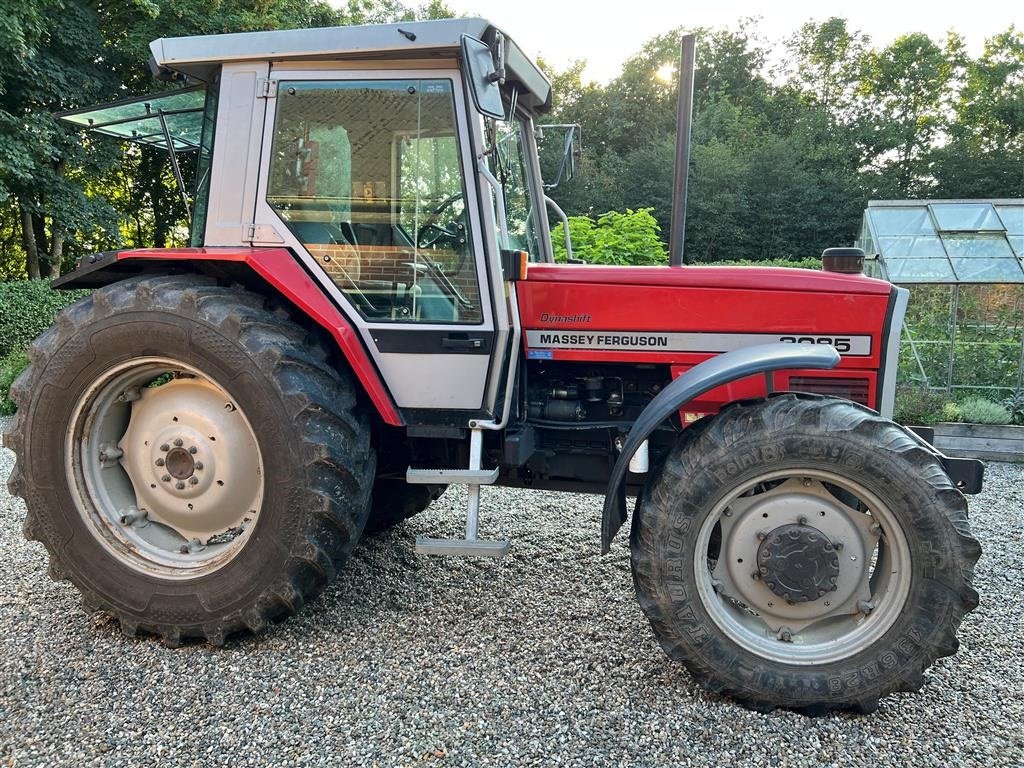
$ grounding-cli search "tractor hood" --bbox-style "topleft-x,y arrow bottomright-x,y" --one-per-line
523,263 -> 893,295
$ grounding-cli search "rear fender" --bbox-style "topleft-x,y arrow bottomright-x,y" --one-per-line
601,343 -> 840,552
54,247 -> 403,426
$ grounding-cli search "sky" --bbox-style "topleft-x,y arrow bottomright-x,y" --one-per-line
441,0 -> 1019,82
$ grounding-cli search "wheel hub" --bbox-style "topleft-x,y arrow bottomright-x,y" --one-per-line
118,377 -> 262,545
756,523 -> 839,603
164,447 -> 195,480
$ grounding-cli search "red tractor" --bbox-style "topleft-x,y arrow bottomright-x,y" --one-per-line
5,19 -> 982,714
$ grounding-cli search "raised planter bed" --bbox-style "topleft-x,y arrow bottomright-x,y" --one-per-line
932,422 -> 1024,462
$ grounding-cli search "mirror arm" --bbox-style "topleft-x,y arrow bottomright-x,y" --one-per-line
488,31 -> 507,85
545,196 -> 573,262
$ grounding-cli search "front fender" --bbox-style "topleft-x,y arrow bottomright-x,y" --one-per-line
53,247 -> 404,426
601,342 -> 840,552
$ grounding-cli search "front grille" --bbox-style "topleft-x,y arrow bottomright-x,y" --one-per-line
788,376 -> 870,406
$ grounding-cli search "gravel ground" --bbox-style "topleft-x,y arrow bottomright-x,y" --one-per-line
1,413 -> 1022,767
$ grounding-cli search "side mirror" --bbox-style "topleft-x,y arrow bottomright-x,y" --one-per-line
462,35 -> 504,120
537,124 -> 581,190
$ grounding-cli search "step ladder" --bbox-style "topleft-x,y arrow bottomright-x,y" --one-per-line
408,428 -> 510,558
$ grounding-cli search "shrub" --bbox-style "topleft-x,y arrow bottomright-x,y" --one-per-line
0,350 -> 29,416
893,386 -> 948,426
1002,394 -> 1024,426
957,396 -> 1012,425
552,208 -> 668,265
0,280 -> 88,359
939,402 -> 962,423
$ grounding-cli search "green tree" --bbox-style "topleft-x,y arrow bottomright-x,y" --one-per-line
856,33 -> 957,196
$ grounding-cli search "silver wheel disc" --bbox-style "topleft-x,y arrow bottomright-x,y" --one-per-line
66,357 -> 264,579
694,469 -> 911,665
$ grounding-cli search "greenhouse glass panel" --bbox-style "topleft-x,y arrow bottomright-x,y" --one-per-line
868,206 -> 935,236
1008,236 -> 1024,258
942,233 -> 1024,282
884,256 -> 957,282
930,203 -> 1003,232
860,219 -> 875,254
877,234 -> 947,259
995,206 -> 1024,235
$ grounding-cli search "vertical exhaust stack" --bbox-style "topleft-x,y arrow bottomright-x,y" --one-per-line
668,35 -> 696,267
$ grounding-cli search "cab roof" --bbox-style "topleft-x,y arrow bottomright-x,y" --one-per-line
149,17 -> 551,113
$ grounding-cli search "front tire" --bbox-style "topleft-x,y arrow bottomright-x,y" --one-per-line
631,394 -> 981,714
5,276 -> 375,645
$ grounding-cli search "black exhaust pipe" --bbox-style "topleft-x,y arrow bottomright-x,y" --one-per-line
668,34 -> 696,267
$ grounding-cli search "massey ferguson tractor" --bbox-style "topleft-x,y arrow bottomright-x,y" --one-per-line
4,18 -> 983,714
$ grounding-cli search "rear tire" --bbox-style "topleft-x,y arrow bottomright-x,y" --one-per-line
365,481 -> 445,533
631,393 -> 981,714
4,275 -> 375,645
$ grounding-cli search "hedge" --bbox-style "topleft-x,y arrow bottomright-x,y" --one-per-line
0,280 -> 89,359
0,280 -> 88,414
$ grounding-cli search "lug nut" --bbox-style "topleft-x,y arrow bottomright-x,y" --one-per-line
798,515 -> 808,526
777,627 -> 793,642
162,474 -> 171,483
160,444 -> 170,452
858,600 -> 874,615
175,481 -> 185,490
801,478 -> 812,487
194,462 -> 204,471
189,477 -> 199,486
757,530 -> 768,540
155,458 -> 165,467
189,446 -> 197,455
173,438 -> 183,447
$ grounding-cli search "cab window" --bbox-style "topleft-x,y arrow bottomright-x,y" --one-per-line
267,79 -> 482,324
489,115 -> 541,259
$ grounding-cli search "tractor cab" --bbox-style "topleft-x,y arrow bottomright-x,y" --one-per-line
60,19 -> 558,421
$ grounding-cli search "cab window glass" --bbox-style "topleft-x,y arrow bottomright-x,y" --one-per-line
267,79 -> 481,324
490,116 -> 540,257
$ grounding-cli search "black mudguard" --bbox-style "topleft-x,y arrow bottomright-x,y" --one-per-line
601,342 -> 841,552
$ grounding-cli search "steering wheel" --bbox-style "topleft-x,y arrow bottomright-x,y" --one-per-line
416,193 -> 466,250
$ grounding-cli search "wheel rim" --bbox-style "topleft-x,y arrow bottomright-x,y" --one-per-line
65,357 -> 264,579
693,469 -> 911,665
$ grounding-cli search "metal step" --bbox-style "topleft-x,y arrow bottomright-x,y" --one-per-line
416,536 -> 510,558
406,467 -> 499,485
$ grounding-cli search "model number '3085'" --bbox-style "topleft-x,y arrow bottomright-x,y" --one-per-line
778,336 -> 853,353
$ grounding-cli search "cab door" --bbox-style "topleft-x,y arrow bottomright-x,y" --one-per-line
249,67 -> 503,418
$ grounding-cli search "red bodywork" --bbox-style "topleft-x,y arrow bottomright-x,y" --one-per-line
111,247 -> 403,426
101,249 -> 894,427
518,264 -> 894,416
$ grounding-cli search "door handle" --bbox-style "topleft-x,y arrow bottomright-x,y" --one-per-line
441,336 -> 486,351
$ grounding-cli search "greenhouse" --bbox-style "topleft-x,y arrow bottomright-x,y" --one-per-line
857,199 -> 1024,399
